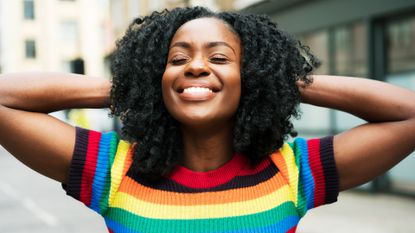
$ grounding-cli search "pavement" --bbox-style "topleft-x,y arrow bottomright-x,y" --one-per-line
0,146 -> 106,233
298,192 -> 415,233
1,146 -> 414,233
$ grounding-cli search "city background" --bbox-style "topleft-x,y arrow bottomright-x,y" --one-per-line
0,0 -> 414,232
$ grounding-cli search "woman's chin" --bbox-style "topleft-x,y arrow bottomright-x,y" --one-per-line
176,114 -> 231,130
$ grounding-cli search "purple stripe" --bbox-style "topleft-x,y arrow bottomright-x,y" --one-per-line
320,136 -> 338,204
65,127 -> 90,201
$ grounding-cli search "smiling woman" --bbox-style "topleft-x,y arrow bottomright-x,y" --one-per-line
162,18 -> 242,171
110,8 -> 315,181
0,6 -> 415,233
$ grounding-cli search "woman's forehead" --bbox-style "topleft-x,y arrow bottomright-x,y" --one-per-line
170,18 -> 240,50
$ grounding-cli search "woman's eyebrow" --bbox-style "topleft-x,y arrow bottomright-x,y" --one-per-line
170,41 -> 191,50
170,41 -> 236,54
205,41 -> 236,55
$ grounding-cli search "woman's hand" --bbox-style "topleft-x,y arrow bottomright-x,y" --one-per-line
300,75 -> 415,191
0,72 -> 111,183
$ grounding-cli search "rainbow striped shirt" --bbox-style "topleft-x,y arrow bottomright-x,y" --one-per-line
64,127 -> 338,233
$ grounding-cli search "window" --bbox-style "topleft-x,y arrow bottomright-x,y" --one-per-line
333,22 -> 367,76
23,0 -> 35,20
25,40 -> 36,59
70,58 -> 84,74
386,15 -> 415,73
298,22 -> 368,77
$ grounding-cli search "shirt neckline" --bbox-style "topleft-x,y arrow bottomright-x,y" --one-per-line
168,153 -> 248,189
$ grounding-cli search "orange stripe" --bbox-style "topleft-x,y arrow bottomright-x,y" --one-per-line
118,171 -> 287,205
270,151 -> 289,182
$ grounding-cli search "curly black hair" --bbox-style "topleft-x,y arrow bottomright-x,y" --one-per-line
110,6 -> 319,180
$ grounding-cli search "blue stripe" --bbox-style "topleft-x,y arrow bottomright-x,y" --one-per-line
295,138 -> 315,213
105,216 -> 299,233
106,218 -> 143,233
90,132 -> 115,214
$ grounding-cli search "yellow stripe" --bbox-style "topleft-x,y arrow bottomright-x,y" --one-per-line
108,140 -> 131,206
110,185 -> 292,219
279,143 -> 299,206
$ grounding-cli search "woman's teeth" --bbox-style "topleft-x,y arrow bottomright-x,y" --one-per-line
183,87 -> 213,93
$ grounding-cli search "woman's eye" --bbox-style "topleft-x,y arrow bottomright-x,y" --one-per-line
210,56 -> 228,64
170,57 -> 187,65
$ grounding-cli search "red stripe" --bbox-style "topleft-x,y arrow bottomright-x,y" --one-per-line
79,130 -> 101,206
169,153 -> 265,188
307,139 -> 325,207
287,226 -> 297,233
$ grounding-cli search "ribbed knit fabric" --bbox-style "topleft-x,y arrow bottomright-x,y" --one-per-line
64,127 -> 338,233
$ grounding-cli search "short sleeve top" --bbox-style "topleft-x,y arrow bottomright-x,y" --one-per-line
64,127 -> 339,233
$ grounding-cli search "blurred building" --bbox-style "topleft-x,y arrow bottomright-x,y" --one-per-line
0,0 -> 115,131
243,0 -> 415,195
0,0 -> 110,76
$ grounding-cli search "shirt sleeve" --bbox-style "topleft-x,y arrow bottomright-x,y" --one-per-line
274,136 -> 339,217
63,127 -> 133,215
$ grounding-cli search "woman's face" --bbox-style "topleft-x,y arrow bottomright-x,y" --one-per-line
162,17 -> 242,128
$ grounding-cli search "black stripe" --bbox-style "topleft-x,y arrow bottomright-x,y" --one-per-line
320,136 -> 339,204
129,159 -> 279,193
65,127 -> 89,200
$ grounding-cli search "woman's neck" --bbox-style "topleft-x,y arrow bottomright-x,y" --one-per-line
180,123 -> 234,172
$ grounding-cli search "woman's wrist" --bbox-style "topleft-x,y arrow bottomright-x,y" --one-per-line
85,78 -> 111,108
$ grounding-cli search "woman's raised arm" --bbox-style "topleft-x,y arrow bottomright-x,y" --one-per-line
300,75 -> 415,191
0,72 -> 111,183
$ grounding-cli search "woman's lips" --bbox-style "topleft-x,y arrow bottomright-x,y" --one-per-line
178,87 -> 216,101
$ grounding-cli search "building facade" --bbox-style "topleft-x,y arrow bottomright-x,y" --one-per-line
243,0 -> 415,195
0,0 -> 116,130
0,0 -> 111,75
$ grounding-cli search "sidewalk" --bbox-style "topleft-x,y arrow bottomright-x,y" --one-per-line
0,147 -> 106,233
298,191 -> 415,233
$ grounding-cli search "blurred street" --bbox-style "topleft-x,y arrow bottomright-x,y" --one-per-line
0,146 -> 106,233
1,145 -> 414,233
298,191 -> 415,233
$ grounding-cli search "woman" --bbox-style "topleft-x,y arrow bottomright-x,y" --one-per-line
0,7 -> 414,233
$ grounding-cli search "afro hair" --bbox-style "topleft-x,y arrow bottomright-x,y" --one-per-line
110,6 -> 319,180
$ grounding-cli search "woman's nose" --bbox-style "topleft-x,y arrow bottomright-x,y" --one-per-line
184,57 -> 210,78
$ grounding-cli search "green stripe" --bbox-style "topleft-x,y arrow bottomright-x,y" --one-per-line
108,133 -> 119,166
289,141 -> 307,216
105,202 -> 297,233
